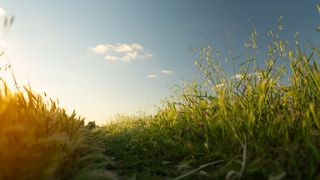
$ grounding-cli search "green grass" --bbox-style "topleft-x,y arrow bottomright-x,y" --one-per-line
1,13 -> 320,180
100,23 -> 320,179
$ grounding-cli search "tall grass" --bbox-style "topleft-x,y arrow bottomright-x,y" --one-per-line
0,13 -> 117,180
1,8 -> 320,180
101,19 -> 320,179
0,81 -> 113,180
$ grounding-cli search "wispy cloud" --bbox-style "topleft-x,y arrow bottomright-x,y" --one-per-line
250,72 -> 263,79
230,74 -> 244,80
161,70 -> 173,75
230,72 -> 262,80
90,43 -> 153,63
104,55 -> 117,61
147,74 -> 157,79
0,6 -> 6,17
92,44 -> 109,54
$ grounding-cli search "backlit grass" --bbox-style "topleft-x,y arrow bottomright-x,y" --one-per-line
0,83 -> 113,180
1,11 -> 320,180
101,20 -> 320,179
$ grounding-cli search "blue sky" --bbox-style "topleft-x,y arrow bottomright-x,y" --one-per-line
0,0 -> 319,124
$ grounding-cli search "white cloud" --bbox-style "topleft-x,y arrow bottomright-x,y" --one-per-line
147,54 -> 153,58
230,72 -> 262,80
161,70 -> 173,75
250,72 -> 262,79
121,51 -> 138,62
230,74 -> 244,80
92,44 -> 109,54
90,43 -> 152,63
104,55 -> 117,61
130,43 -> 143,51
113,44 -> 132,53
0,6 -> 6,17
147,74 -> 157,79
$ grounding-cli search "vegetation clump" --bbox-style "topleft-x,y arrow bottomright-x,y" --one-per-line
1,12 -> 320,180
101,22 -> 320,179
0,83 -> 113,180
